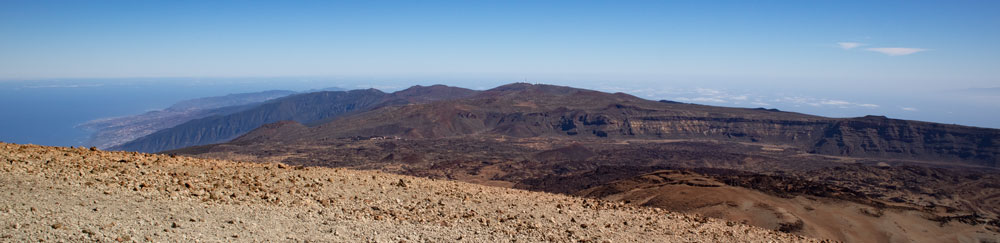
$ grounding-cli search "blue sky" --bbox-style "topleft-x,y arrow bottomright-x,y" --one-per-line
1,0 -> 999,127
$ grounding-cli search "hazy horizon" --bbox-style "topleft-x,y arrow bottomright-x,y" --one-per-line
1,1 -> 998,145
3,1 -> 998,88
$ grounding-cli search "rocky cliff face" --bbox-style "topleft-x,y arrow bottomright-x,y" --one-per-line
529,113 -> 997,167
524,112 -> 998,167
811,116 -> 998,167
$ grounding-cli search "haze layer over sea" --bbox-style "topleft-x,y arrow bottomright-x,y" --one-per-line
1,77 -> 996,147
0,78 -> 346,147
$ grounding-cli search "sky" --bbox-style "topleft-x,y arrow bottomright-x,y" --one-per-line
1,0 -> 999,128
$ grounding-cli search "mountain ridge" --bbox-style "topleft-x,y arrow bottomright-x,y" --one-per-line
227,83 -> 999,167
114,85 -> 481,153
78,89 -> 299,149
167,83 -> 1000,242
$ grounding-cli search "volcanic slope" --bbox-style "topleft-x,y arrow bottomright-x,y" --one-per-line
80,90 -> 298,149
180,135 -> 1000,242
172,83 -> 1000,242
113,85 -> 478,153
576,169 -> 1000,243
0,142 -> 815,242
227,83 -> 999,167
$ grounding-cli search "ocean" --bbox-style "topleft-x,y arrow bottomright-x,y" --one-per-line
0,78 -> 348,147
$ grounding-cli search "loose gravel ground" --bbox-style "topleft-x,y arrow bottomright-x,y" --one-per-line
1,142 -> 819,242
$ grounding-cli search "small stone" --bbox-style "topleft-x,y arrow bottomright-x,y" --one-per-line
171,222 -> 180,228
51,223 -> 63,229
82,229 -> 95,236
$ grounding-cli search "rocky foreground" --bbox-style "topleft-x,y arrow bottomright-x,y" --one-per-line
0,142 -> 815,242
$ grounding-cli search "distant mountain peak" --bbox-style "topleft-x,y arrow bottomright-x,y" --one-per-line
387,84 -> 479,103
487,83 -> 579,93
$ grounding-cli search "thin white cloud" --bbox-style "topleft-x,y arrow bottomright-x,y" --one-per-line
838,42 -> 863,50
355,84 -> 406,91
776,97 -> 809,104
675,97 -> 727,103
24,84 -> 104,89
694,88 -> 722,96
901,107 -> 919,111
776,96 -> 880,109
866,47 -> 927,56
691,97 -> 726,103
671,88 -> 759,105
819,100 -> 851,106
